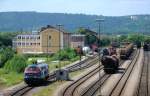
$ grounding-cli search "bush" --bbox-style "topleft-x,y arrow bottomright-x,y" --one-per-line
24,53 -> 54,58
0,48 -> 15,67
4,54 -> 28,73
144,36 -> 150,42
0,32 -> 19,47
53,48 -> 77,61
127,34 -> 143,42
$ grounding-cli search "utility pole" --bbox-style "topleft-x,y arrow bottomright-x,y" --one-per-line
95,19 -> 104,96
47,32 -> 49,61
56,24 -> 63,71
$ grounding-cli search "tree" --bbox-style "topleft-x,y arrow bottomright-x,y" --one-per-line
100,38 -> 111,46
0,32 -> 18,47
77,27 -> 98,46
4,54 -> 27,73
118,35 -> 128,42
53,48 -> 77,61
0,48 -> 15,67
144,36 -> 150,42
77,27 -> 86,34
127,34 -> 144,42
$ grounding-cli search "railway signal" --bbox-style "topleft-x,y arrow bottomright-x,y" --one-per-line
95,18 -> 104,96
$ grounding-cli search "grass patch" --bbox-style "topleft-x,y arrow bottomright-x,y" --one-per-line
0,56 -> 79,88
28,55 -> 80,72
0,69 -> 23,87
33,69 -> 85,96
0,59 -> 76,88
48,56 -> 79,71
69,69 -> 85,77
33,81 -> 66,96
48,61 -> 72,71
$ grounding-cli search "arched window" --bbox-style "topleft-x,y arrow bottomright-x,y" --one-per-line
49,36 -> 51,40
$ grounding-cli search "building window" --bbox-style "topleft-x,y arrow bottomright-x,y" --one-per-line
18,36 -> 21,39
22,36 -> 25,39
18,42 -> 21,46
38,43 -> 40,46
22,43 -> 25,46
37,36 -> 40,39
49,36 -> 51,40
26,43 -> 29,46
30,37 -> 33,40
26,36 -> 29,39
33,37 -> 36,40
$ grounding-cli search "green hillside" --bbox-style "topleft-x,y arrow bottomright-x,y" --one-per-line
0,12 -> 150,34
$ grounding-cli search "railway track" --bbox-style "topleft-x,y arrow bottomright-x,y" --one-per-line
135,51 -> 150,96
66,56 -> 99,72
99,49 -> 140,96
10,85 -> 33,96
62,64 -> 103,96
80,50 -> 137,96
65,49 -> 137,96
10,48 -> 138,96
62,49 -> 134,96
48,56 -> 99,81
10,56 -> 98,96
78,59 -> 126,96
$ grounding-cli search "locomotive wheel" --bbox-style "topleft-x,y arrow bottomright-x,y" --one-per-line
115,60 -> 119,70
104,69 -> 110,73
45,75 -> 49,80
104,69 -> 115,74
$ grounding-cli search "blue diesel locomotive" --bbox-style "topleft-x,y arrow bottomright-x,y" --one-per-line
24,63 -> 49,85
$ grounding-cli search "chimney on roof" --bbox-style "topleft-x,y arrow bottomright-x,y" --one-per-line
47,25 -> 54,28
47,25 -> 51,28
40,27 -> 46,31
40,25 -> 54,32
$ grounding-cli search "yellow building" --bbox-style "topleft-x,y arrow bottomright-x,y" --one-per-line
13,25 -> 71,54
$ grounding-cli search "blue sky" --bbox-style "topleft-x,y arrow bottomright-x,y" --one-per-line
0,0 -> 150,16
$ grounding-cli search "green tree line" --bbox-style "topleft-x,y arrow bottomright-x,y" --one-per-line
0,32 -> 19,47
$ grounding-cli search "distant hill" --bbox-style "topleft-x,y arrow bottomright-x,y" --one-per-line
0,11 -> 150,34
